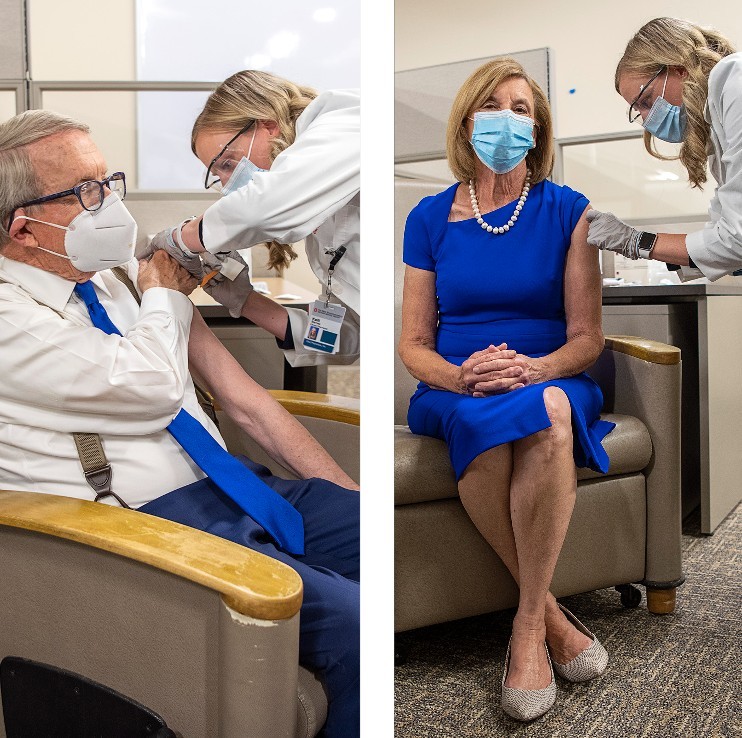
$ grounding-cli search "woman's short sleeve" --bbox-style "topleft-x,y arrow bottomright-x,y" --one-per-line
559,185 -> 590,242
402,202 -> 436,271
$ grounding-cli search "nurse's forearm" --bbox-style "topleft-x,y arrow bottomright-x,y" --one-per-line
650,232 -> 690,266
240,291 -> 290,340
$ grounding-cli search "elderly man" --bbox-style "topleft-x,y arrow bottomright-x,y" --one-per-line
0,110 -> 359,738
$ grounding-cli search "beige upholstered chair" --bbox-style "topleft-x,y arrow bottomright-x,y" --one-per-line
394,178 -> 684,634
218,391 -> 360,484
0,391 -> 359,738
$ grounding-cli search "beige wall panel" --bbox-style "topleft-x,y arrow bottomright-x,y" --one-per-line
0,91 -> 17,122
42,91 -> 138,187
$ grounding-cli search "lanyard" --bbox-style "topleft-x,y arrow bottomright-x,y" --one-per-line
324,245 -> 347,306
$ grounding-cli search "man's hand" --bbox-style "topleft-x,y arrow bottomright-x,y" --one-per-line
458,343 -> 526,395
202,251 -> 254,318
137,250 -> 198,295
139,223 -> 205,279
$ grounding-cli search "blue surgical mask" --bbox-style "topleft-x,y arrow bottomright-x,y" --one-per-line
642,71 -> 687,143
221,127 -> 267,195
221,157 -> 266,195
470,110 -> 535,174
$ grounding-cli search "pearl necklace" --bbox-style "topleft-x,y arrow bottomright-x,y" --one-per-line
468,171 -> 531,234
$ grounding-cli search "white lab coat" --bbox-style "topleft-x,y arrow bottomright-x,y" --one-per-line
685,53 -> 742,280
201,89 -> 360,366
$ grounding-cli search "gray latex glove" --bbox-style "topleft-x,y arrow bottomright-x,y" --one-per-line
586,210 -> 642,260
139,225 -> 206,279
202,250 -> 254,318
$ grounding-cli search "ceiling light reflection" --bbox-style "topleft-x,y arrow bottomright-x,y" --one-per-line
313,7 -> 337,22
243,53 -> 272,69
266,31 -> 300,59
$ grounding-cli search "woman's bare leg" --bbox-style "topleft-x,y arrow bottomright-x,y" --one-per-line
506,386 -> 580,688
457,387 -> 591,687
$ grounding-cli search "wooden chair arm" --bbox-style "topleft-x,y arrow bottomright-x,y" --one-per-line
0,490 -> 302,620
268,390 -> 360,426
604,335 -> 681,365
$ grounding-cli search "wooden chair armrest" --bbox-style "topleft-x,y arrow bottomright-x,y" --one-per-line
604,335 -> 681,365
0,490 -> 302,620
268,390 -> 360,426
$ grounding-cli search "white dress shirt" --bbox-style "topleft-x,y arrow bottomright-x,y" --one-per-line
686,53 -> 742,280
201,89 -> 360,367
0,256 -> 225,508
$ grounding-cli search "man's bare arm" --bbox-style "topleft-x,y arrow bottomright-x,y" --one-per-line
187,308 -> 358,490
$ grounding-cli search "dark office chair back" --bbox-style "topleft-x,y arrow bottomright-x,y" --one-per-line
1,657 -> 177,738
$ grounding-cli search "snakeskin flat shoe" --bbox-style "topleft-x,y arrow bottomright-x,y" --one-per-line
501,638 -> 556,721
550,604 -> 609,682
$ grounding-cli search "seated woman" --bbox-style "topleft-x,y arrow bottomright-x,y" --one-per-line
398,58 -> 614,722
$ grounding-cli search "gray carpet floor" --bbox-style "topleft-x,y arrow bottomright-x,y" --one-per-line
394,504 -> 741,737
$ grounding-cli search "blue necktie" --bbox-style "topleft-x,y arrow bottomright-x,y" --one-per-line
73,280 -> 305,554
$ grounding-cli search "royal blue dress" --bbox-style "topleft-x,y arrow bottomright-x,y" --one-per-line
403,179 -> 614,479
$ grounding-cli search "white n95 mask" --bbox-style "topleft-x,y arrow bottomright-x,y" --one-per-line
18,193 -> 138,272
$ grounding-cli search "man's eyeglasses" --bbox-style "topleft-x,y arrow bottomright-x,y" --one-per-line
6,172 -> 127,230
627,66 -> 666,123
204,121 -> 255,189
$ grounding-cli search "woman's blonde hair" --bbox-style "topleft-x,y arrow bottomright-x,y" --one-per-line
446,58 -> 554,185
192,70 -> 317,271
615,17 -> 736,189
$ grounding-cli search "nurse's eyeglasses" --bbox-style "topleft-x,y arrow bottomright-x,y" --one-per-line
6,172 -> 126,230
627,66 -> 666,123
204,120 -> 255,190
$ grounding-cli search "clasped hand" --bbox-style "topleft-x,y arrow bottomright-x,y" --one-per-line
459,343 -> 540,396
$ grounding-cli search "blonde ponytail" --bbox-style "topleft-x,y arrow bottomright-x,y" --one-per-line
615,17 -> 736,188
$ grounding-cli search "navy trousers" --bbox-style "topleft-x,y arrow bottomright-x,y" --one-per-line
139,457 -> 359,738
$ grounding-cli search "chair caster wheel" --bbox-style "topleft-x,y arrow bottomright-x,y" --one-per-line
616,583 -> 642,608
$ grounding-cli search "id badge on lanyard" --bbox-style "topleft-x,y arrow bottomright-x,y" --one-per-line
303,246 -> 347,354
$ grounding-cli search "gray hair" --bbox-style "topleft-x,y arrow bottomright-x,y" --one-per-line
0,110 -> 89,246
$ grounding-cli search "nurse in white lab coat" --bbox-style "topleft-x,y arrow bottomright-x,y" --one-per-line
586,18 -> 742,281
149,70 -> 359,367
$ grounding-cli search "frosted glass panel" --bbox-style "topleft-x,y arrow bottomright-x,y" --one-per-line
394,159 -> 454,185
0,91 -> 17,122
41,89 -> 221,190
136,0 -> 360,89
42,91 -> 138,187
135,90 -> 212,189
562,138 -> 713,221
